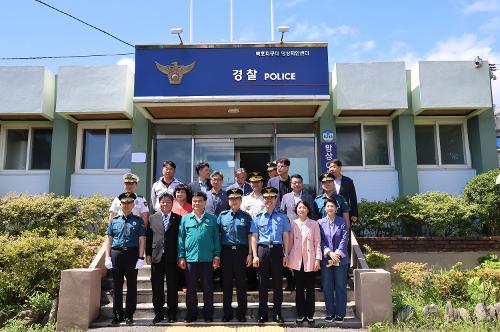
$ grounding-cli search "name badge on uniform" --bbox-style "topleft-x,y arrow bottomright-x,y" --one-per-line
133,221 -> 137,226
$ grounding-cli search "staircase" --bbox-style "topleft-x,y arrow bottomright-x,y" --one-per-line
91,265 -> 362,328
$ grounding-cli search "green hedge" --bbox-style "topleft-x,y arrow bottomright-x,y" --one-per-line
0,194 -> 112,239
0,233 -> 102,314
353,170 -> 500,237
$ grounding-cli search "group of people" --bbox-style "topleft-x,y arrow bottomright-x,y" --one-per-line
104,157 -> 358,325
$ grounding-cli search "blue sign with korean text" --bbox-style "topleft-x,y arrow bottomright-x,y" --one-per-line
134,44 -> 329,98
320,142 -> 337,172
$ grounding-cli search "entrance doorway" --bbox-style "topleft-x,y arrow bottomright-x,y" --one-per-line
238,149 -> 273,177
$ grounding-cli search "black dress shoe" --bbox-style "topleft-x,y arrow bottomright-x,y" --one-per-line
152,316 -> 163,324
257,316 -> 268,323
167,316 -> 177,323
222,316 -> 232,322
125,317 -> 134,325
204,317 -> 213,323
111,314 -> 124,324
184,317 -> 196,323
237,316 -> 247,322
273,314 -> 284,324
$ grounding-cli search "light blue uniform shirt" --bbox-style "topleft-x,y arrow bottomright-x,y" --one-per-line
250,209 -> 291,245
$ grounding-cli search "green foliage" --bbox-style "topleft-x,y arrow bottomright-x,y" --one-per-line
463,168 -> 500,235
373,261 -> 500,331
363,244 -> 390,268
0,233 -> 102,309
26,293 -> 52,317
0,320 -> 55,332
0,194 -> 112,240
354,192 -> 484,237
478,253 -> 500,269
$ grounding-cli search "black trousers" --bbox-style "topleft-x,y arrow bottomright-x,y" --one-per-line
294,265 -> 316,318
257,245 -> 284,317
221,246 -> 248,319
151,255 -> 178,318
185,262 -> 214,320
284,266 -> 295,289
110,248 -> 138,318
247,265 -> 258,290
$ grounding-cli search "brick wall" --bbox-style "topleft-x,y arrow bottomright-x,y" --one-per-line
357,237 -> 500,252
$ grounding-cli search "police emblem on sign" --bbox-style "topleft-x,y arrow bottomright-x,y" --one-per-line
155,60 -> 196,85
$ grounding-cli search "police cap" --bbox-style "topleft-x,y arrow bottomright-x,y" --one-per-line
248,172 -> 264,182
118,192 -> 137,203
226,188 -> 243,199
319,172 -> 335,182
262,186 -> 278,197
123,173 -> 139,183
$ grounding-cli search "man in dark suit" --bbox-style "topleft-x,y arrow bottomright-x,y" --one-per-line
267,157 -> 292,206
226,168 -> 252,195
327,159 -> 358,226
188,161 -> 211,194
146,192 -> 182,323
280,174 -> 317,222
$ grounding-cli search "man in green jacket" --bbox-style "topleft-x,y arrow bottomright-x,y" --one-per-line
178,191 -> 221,323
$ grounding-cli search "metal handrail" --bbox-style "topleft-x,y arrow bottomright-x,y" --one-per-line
351,232 -> 369,269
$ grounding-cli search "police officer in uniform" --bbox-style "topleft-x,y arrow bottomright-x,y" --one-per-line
250,187 -> 291,324
266,162 -> 278,180
313,173 -> 350,224
217,188 -> 253,322
109,173 -> 149,226
105,192 -> 146,325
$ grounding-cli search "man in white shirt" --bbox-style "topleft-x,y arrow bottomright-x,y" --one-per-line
241,172 -> 266,218
151,160 -> 183,212
109,173 -> 149,226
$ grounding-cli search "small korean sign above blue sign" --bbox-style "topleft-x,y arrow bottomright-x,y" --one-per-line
134,43 -> 329,98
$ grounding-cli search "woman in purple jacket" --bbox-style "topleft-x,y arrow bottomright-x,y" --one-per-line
317,198 -> 349,323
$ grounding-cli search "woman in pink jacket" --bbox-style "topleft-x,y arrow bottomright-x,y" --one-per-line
287,200 -> 322,325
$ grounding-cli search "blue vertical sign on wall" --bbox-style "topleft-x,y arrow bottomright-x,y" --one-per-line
320,130 -> 337,172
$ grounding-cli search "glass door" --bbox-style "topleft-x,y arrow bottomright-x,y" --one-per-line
194,138 -> 235,188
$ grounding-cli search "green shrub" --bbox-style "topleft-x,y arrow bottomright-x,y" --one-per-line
0,320 -> 55,332
393,262 -> 431,288
463,168 -> 500,235
0,194 -> 112,239
0,233 -> 102,307
363,244 -> 390,268
26,293 -> 52,317
355,192 -> 482,237
405,192 -> 478,237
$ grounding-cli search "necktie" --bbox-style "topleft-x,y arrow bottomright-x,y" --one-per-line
231,212 -> 237,242
163,215 -> 169,232
122,216 -> 127,241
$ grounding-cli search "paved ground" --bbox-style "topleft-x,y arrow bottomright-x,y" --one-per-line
88,325 -> 368,332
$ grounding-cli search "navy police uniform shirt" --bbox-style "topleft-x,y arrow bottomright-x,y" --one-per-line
107,213 -> 146,248
250,209 -> 291,245
313,193 -> 350,219
217,209 -> 253,246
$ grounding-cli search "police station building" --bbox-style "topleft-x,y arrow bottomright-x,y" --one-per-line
0,42 -> 498,200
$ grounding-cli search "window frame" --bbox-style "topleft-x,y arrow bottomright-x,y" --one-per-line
75,121 -> 132,173
414,118 -> 471,169
0,123 -> 53,174
335,118 -> 395,170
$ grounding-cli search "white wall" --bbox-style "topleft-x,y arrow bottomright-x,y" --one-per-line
411,61 -> 492,112
56,65 -> 133,117
0,173 -> 49,196
333,62 -> 407,111
0,66 -> 55,119
70,173 -> 123,198
417,168 -> 476,195
342,169 -> 399,201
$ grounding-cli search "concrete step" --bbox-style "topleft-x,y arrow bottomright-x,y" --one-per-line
91,316 -> 362,328
102,275 -> 327,290
98,301 -> 357,321
103,287 -> 355,304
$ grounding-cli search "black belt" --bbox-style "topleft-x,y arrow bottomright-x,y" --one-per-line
258,243 -> 282,248
112,247 -> 138,251
222,245 -> 247,250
